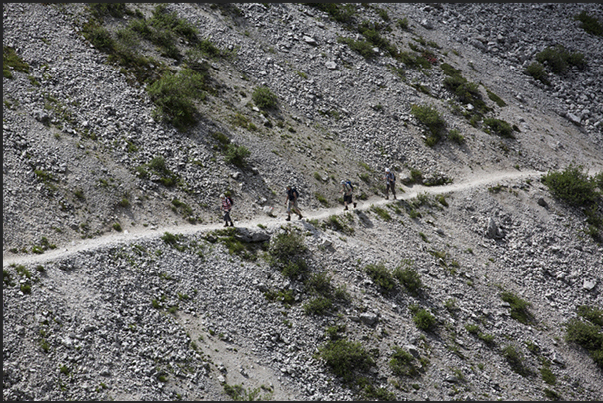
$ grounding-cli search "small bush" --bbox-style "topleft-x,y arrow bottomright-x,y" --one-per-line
501,291 -> 533,324
370,205 -> 392,221
306,272 -> 332,296
269,229 -> 307,262
411,104 -> 447,145
337,36 -> 377,59
112,222 -> 122,232
483,118 -> 514,138
448,129 -> 465,144
525,62 -> 550,85
544,388 -> 561,400
565,305 -> 603,368
308,3 -> 356,24
540,366 -> 556,385
486,89 -> 507,107
304,297 -> 334,315
365,263 -> 396,292
397,17 -> 409,31
393,262 -> 422,296
317,338 -> 375,383
223,144 -> 250,168
82,23 -> 116,52
147,68 -> 207,131
536,45 -> 586,74
542,164 -> 600,207
574,11 -> 603,37
316,193 -> 330,207
411,306 -> 436,331
389,346 -> 420,377
3,46 -> 30,78
502,345 -> 529,376
252,86 -> 277,109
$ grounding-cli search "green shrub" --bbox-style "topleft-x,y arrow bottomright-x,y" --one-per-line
465,324 -> 480,334
392,262 -> 422,296
397,17 -> 409,30
316,193 -> 330,207
88,3 -> 129,19
500,291 -> 533,324
412,307 -> 436,331
486,89 -> 507,107
264,288 -> 295,306
448,129 -> 465,144
337,36 -> 377,59
82,23 -> 116,52
308,3 -> 356,24
525,62 -> 550,85
317,338 -> 375,383
269,229 -> 307,262
146,68 -> 207,131
370,205 -> 392,221
544,388 -> 561,400
565,305 -> 603,368
389,346 -> 420,377
252,86 -> 277,109
536,45 -> 586,74
477,333 -> 495,346
574,11 -> 603,36
304,297 -> 333,315
306,272 -> 332,296
576,305 -> 603,326
542,164 -> 600,207
161,231 -> 185,251
365,262 -> 396,292
224,144 -> 250,168
397,51 -> 431,70
150,4 -> 198,43
411,104 -> 447,145
540,366 -> 556,385
483,118 -> 514,138
502,344 -> 529,376
3,46 -> 30,78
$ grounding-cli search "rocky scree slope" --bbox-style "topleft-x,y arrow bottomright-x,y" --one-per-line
3,3 -> 603,401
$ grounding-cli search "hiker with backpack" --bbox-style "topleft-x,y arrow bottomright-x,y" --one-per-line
384,168 -> 396,200
285,185 -> 303,221
341,180 -> 357,211
220,193 -> 235,227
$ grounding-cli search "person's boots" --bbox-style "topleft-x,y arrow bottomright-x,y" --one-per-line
353,202 -> 357,208
286,215 -> 291,221
344,205 -> 348,211
298,213 -> 303,220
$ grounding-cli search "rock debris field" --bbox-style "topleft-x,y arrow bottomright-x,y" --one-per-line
3,3 -> 603,401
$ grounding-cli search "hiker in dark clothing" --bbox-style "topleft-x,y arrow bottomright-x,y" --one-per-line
384,168 -> 396,200
341,180 -> 357,211
285,185 -> 303,221
220,193 -> 234,227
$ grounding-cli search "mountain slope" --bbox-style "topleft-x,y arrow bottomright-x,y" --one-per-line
3,3 -> 603,401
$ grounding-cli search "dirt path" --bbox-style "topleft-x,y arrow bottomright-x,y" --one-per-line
2,169 -> 546,268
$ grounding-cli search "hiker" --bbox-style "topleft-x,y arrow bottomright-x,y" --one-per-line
285,185 -> 303,221
341,180 -> 357,211
384,168 -> 396,200
220,193 -> 234,227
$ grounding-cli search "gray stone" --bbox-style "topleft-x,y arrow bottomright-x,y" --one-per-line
583,279 -> 597,291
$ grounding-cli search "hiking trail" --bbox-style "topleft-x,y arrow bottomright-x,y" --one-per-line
2,169 -> 547,267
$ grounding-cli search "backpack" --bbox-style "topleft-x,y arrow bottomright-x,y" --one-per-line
226,195 -> 233,206
289,187 -> 299,200
345,180 -> 354,191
